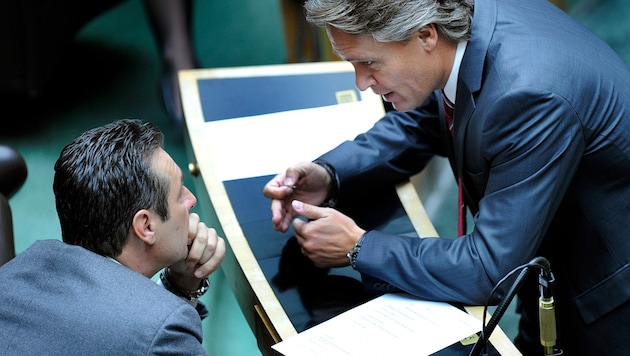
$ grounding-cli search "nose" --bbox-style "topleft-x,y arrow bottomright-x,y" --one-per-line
354,66 -> 376,91
184,186 -> 197,210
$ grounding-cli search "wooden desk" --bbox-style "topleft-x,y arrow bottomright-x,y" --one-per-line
179,62 -> 521,356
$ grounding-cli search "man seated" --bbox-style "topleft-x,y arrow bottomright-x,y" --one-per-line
0,119 -> 225,355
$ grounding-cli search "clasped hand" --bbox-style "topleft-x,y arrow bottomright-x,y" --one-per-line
169,213 -> 226,290
262,162 -> 365,268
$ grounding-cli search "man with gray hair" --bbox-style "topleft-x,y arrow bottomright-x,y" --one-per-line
264,0 -> 630,354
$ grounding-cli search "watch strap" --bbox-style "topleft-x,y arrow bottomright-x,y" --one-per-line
160,268 -> 210,301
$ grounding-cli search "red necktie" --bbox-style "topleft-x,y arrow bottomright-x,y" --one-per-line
442,92 -> 467,236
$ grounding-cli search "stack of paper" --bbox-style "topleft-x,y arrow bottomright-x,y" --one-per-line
272,293 -> 481,356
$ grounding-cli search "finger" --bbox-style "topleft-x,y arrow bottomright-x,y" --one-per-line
284,163 -> 311,185
271,197 -> 299,232
188,213 -> 201,243
193,224 -> 221,267
189,212 -> 200,226
291,200 -> 324,221
292,215 -> 306,233
193,236 -> 226,278
186,222 -> 209,268
292,218 -> 312,258
270,199 -> 285,227
263,174 -> 293,199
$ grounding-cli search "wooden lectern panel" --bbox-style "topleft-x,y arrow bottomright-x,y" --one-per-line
179,62 -> 521,356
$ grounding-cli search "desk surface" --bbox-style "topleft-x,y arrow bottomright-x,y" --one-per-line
179,62 -> 521,355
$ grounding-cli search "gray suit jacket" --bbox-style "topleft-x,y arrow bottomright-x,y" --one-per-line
0,239 -> 206,355
319,0 -> 630,353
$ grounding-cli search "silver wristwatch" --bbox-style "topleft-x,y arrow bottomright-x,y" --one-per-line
347,234 -> 367,269
160,268 -> 210,301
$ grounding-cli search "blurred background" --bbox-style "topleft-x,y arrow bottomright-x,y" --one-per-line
1,0 -> 628,354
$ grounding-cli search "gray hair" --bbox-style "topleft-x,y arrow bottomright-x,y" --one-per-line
304,0 -> 474,43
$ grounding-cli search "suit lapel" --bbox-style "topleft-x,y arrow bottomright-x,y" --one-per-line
448,0 -> 497,214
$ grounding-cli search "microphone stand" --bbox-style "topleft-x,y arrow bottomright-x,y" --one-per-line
469,257 -> 563,356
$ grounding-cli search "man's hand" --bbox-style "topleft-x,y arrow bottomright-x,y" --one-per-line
168,213 -> 226,291
262,161 -> 334,232
291,200 -> 365,268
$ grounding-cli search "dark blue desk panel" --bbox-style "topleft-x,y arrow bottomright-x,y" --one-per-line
197,72 -> 360,122
223,175 -> 411,331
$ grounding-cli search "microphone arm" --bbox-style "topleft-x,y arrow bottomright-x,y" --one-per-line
469,259 -> 534,356
469,257 -> 563,356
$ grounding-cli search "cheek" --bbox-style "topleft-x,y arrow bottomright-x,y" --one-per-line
377,65 -> 414,88
398,69 -> 432,97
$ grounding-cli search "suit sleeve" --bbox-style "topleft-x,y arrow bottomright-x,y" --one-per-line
326,89 -> 584,305
149,303 -> 207,355
318,93 -> 445,204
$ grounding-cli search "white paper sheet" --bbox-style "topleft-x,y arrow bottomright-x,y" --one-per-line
272,293 -> 481,356
199,96 -> 384,182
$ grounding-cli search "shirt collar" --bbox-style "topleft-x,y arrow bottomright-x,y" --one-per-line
443,41 -> 468,104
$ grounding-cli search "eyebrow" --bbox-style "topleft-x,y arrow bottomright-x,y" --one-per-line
335,50 -> 370,63
332,49 -> 363,63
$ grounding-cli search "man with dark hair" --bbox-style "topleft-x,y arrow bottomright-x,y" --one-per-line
0,119 -> 224,355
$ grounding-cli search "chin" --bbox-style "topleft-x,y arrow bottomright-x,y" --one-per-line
391,103 -> 411,112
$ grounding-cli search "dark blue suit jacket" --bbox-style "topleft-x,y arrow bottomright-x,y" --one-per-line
319,0 -> 630,353
0,240 -> 207,355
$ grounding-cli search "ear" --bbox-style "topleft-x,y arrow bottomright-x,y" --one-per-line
132,209 -> 157,245
416,24 -> 439,51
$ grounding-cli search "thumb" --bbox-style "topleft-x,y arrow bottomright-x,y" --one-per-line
291,200 -> 324,221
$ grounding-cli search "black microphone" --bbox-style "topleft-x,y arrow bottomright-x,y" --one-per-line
537,258 -> 560,355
